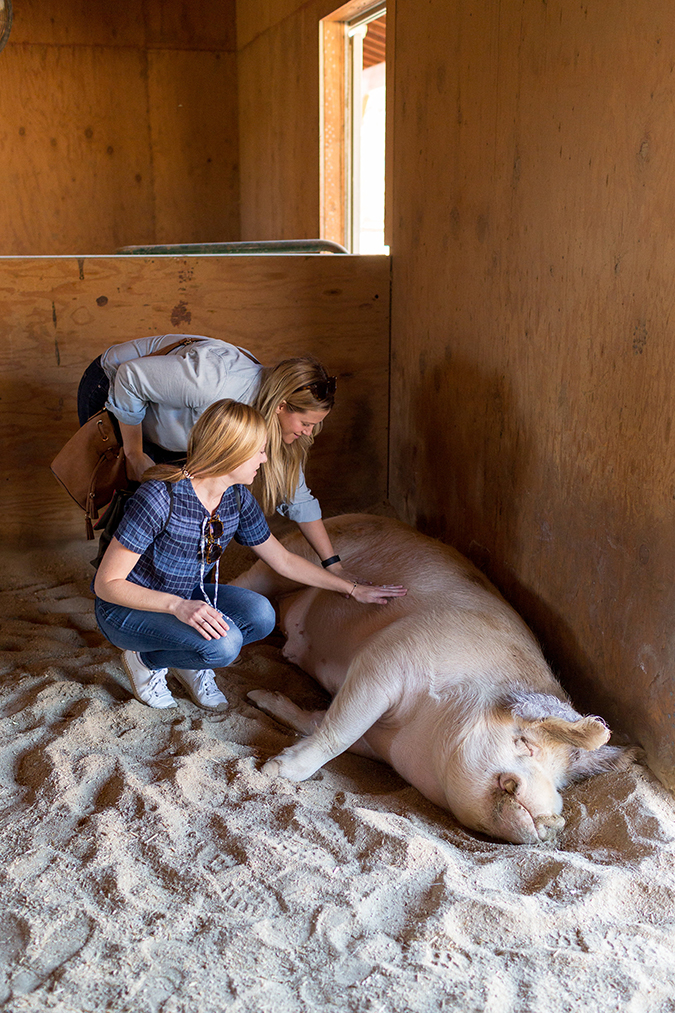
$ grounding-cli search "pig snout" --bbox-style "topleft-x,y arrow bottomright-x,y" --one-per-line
496,772 -> 565,843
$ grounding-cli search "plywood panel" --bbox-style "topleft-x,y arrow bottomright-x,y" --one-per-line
237,0 -> 340,241
8,0 -> 146,46
0,255 -> 389,546
389,0 -> 675,785
144,0 -> 237,51
0,46 -> 154,255
1,0 -> 239,256
148,51 -> 240,244
9,0 -> 236,49
237,0 -> 339,51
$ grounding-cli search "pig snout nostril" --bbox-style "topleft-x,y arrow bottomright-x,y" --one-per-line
534,814 -> 565,841
499,774 -> 520,795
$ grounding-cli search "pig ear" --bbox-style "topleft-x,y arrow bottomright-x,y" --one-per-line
504,692 -> 610,750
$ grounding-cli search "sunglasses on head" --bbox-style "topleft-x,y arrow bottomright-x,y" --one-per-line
198,517 -> 223,564
292,376 -> 337,401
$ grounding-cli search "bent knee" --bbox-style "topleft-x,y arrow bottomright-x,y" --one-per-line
199,627 -> 244,668
251,597 -> 277,639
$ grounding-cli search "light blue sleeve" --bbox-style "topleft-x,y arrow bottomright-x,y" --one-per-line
276,468 -> 323,523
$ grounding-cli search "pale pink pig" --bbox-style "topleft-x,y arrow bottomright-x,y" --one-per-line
243,514 -> 632,844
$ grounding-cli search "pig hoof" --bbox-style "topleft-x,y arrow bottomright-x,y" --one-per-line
261,757 -> 283,777
535,814 -> 565,841
248,689 -> 282,711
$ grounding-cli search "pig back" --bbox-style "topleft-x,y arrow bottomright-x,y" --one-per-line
281,514 -> 557,700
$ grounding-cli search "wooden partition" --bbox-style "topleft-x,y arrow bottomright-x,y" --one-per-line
0,0 -> 240,255
237,0 -> 338,241
0,254 -> 389,545
387,0 -> 675,788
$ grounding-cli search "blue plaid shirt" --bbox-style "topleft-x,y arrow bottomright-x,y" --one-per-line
114,479 -> 270,598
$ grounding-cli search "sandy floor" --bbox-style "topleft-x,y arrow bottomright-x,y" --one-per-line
0,531 -> 674,1013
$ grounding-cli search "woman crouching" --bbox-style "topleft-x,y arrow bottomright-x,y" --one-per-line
94,399 -> 406,710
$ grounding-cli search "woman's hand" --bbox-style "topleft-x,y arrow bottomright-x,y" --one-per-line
252,534 -> 407,605
173,599 -> 231,640
349,582 -> 407,605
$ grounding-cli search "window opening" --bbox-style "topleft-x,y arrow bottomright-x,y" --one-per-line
320,3 -> 388,254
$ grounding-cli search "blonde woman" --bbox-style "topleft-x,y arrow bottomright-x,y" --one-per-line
94,400 -> 406,710
78,334 -> 347,576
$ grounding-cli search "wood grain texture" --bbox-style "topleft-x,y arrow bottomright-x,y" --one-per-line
237,0 -> 341,241
0,255 -> 389,548
0,45 -> 155,254
388,0 -> 675,786
148,51 -> 240,244
9,0 -> 236,50
237,0 -> 339,51
0,0 -> 239,255
320,19 -> 347,247
8,0 -> 147,46
144,0 -> 237,51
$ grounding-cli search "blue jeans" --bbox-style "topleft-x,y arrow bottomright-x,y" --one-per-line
95,584 -> 276,671
78,355 -> 187,465
78,356 -> 110,425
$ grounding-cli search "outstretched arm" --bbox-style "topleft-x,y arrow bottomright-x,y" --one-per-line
296,518 -> 347,575
252,534 -> 406,605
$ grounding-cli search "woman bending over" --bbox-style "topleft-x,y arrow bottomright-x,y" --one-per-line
78,334 -> 346,576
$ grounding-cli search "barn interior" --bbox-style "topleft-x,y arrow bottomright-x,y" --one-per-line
1,1 -> 674,1009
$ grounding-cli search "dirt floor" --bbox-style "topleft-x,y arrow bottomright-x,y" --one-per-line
0,528 -> 674,1013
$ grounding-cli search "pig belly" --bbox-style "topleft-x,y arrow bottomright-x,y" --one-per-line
362,716 -> 448,811
279,586 -> 397,697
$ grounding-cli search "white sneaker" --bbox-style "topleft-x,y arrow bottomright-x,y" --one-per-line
173,668 -> 229,711
122,650 -> 176,709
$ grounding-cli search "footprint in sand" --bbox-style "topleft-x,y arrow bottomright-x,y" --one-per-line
0,913 -> 30,1003
10,914 -> 92,995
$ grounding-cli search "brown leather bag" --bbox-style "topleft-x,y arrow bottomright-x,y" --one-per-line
50,336 -> 204,539
51,409 -> 128,539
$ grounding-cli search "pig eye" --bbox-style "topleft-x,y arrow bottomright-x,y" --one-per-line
514,736 -> 534,756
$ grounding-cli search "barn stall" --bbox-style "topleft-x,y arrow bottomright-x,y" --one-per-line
1,0 -> 675,1009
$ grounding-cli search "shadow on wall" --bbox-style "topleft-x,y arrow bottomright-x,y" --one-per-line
391,353 -> 632,736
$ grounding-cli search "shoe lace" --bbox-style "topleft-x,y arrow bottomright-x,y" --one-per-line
147,669 -> 170,700
195,669 -> 220,698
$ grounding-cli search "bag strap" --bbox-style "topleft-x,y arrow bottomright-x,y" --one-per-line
85,452 -> 116,538
147,337 -> 204,358
236,345 -> 261,365
146,337 -> 260,368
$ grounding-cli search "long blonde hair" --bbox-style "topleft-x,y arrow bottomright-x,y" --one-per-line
142,399 -> 267,484
251,355 -> 335,514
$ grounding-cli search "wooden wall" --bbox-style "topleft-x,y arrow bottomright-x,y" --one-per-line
388,0 -> 675,789
0,0 -> 240,254
0,254 -> 389,544
236,0 -> 338,241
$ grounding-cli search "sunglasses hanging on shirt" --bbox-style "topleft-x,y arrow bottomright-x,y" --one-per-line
198,516 -> 224,564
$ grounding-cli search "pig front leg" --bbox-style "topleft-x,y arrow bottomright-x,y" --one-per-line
248,690 -> 325,736
248,690 -> 382,764
255,655 -> 396,781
